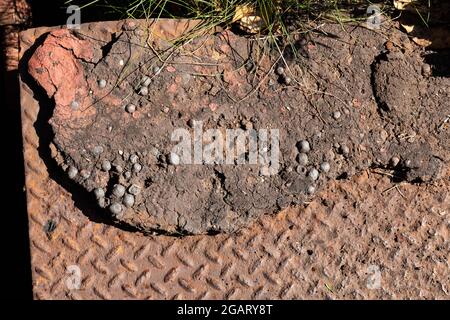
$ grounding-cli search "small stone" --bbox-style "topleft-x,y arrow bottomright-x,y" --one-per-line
94,188 -> 105,199
101,160 -> 111,171
320,162 -> 331,173
71,100 -> 80,110
306,185 -> 316,194
129,154 -> 139,164
98,79 -> 107,88
297,153 -> 309,166
297,140 -> 311,153
124,171 -> 131,179
308,168 -> 319,181
67,166 -> 78,179
284,76 -> 292,85
126,104 -> 136,114
276,66 -> 285,75
109,203 -> 123,215
333,111 -> 341,120
115,164 -> 123,173
153,66 -> 161,74
422,64 -> 431,77
339,145 -> 350,155
133,163 -> 142,173
141,75 -> 151,87
123,194 -> 135,207
112,184 -> 126,197
390,156 -> 400,167
138,86 -> 148,96
169,152 -> 180,165
93,145 -> 104,155
97,197 -> 106,208
119,59 -> 124,66
129,184 -> 141,195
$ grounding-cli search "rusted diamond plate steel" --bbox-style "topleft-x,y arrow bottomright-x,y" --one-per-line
20,20 -> 450,300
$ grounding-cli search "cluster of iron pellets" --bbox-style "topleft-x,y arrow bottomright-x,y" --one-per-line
275,66 -> 292,85
294,139 -> 333,195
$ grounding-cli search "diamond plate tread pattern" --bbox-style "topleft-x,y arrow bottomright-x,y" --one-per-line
20,20 -> 450,300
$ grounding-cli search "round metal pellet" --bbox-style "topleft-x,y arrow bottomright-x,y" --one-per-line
133,163 -> 142,173
109,203 -> 123,215
98,79 -> 107,88
67,166 -> 78,179
101,160 -> 111,172
94,188 -> 105,199
141,76 -> 151,87
308,168 -> 319,181
126,104 -> 136,114
169,152 -> 180,165
129,154 -> 139,164
112,184 -> 126,197
320,162 -> 331,173
297,153 -> 308,166
128,184 -> 141,196
123,194 -> 135,207
297,140 -> 311,153
139,86 -> 148,96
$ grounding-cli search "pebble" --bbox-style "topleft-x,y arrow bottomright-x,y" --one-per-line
93,145 -> 104,155
112,184 -> 126,197
71,100 -> 80,110
109,203 -> 123,215
422,64 -> 431,77
133,163 -> 142,172
284,76 -> 292,85
128,184 -> 141,195
297,153 -> 309,166
308,168 -> 319,181
123,194 -> 135,207
139,86 -> 148,96
276,66 -> 285,75
333,111 -> 341,120
141,76 -> 151,87
124,171 -> 131,179
115,165 -> 123,173
101,160 -> 111,171
98,198 -> 106,208
320,162 -> 331,173
297,140 -> 311,153
67,166 -> 78,179
94,188 -> 105,199
390,156 -> 400,167
169,152 -> 180,165
306,185 -> 316,194
126,104 -> 136,114
129,154 -> 139,164
153,66 -> 161,74
98,79 -> 107,88
339,145 -> 350,155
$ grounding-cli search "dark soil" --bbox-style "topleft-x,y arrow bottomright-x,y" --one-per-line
26,21 -> 449,235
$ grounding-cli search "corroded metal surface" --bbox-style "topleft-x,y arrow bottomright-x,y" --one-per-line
20,20 -> 450,300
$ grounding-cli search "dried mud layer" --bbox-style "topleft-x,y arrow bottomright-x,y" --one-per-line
26,21 -> 449,235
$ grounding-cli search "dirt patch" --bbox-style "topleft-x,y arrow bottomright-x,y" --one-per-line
26,21 -> 449,235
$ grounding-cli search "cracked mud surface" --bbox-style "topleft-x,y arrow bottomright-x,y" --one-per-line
26,21 -> 449,235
